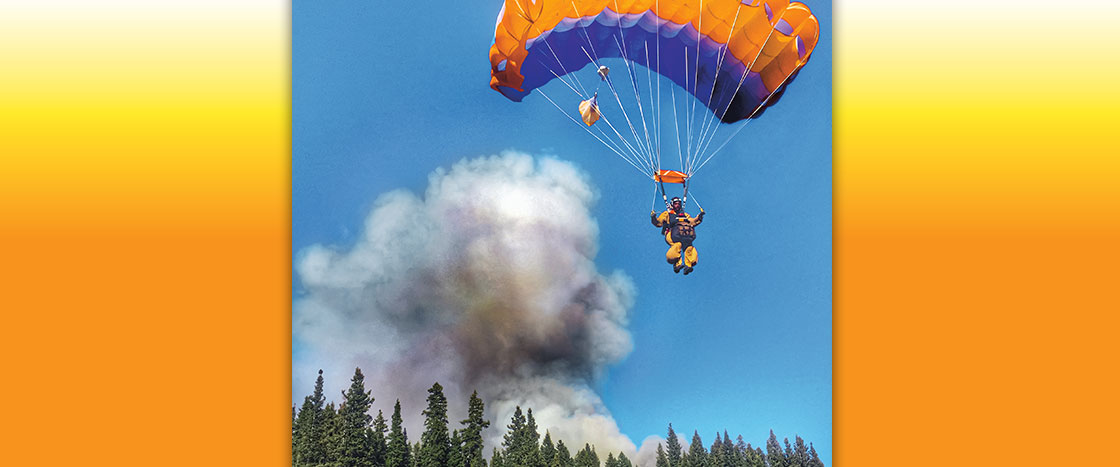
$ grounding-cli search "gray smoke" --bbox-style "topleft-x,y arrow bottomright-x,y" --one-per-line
294,152 -> 651,458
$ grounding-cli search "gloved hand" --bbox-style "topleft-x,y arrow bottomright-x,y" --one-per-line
698,209 -> 706,220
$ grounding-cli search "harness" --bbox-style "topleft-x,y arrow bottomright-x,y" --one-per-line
662,210 -> 695,244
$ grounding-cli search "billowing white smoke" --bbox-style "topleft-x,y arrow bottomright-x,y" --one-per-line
294,152 -> 651,459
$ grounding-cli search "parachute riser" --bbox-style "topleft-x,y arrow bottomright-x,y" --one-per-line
658,177 -> 670,210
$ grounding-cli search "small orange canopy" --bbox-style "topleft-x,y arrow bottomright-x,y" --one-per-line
654,170 -> 688,184
578,96 -> 600,126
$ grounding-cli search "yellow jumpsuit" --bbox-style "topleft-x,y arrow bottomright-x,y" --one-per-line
651,209 -> 703,270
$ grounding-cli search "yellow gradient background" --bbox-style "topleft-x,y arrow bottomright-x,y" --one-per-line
2,1 -> 1117,465
1,1 -> 290,465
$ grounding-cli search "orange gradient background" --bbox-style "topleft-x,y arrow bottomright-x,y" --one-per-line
2,1 -> 1117,465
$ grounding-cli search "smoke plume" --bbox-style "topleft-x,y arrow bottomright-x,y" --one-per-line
293,152 -> 649,458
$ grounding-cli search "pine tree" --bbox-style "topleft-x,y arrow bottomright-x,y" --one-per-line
665,424 -> 682,467
656,444 -> 670,467
552,440 -> 572,467
722,431 -> 735,467
744,442 -> 757,467
386,400 -> 411,467
782,438 -> 793,467
807,443 -> 824,467
371,410 -> 388,467
790,437 -> 807,467
686,431 -> 707,467
503,405 -> 546,466
491,448 -> 506,467
523,408 -> 543,467
709,432 -> 724,467
294,369 -> 329,467
337,368 -> 375,467
410,442 -> 421,467
502,406 -> 526,461
617,452 -> 632,467
503,406 -> 543,466
323,402 -> 342,466
419,382 -> 451,467
765,431 -> 785,467
540,432 -> 557,467
605,452 -> 617,467
448,430 -> 464,467
573,444 -> 598,467
734,436 -> 749,467
460,391 -> 491,467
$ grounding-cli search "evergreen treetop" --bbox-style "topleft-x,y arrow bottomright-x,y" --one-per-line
655,444 -> 670,467
337,367 -> 375,467
541,431 -> 557,466
460,391 -> 490,467
686,431 -> 707,467
448,429 -> 464,467
371,409 -> 388,467
665,424 -> 682,467
294,369 -> 329,467
419,382 -> 451,467
386,400 -> 411,467
553,440 -> 572,467
490,448 -> 505,467
766,431 -> 785,467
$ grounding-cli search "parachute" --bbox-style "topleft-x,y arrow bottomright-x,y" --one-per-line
489,0 -> 820,210
579,94 -> 601,126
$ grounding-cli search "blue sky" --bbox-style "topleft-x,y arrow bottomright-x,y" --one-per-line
295,1 -> 831,464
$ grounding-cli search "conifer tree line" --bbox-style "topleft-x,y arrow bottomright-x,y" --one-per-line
293,368 -> 826,467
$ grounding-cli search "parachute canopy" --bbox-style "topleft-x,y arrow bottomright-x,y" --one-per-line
490,0 -> 820,123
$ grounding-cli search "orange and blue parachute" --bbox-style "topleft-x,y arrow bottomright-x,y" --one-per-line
488,0 -> 820,211
490,0 -> 819,123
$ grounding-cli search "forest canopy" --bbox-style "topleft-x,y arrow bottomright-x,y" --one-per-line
293,368 -> 825,467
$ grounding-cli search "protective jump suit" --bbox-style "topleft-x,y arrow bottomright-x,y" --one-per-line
651,207 -> 704,273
